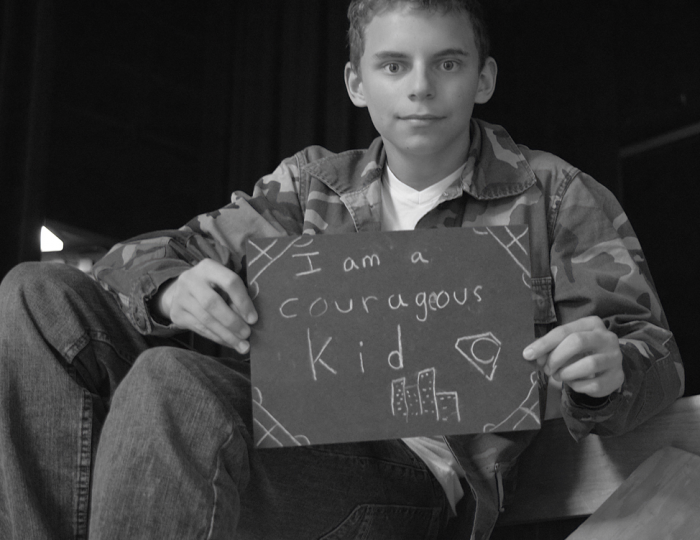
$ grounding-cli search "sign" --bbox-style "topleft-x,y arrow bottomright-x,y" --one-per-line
246,226 -> 540,448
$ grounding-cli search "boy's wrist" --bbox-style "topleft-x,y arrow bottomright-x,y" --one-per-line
148,279 -> 176,324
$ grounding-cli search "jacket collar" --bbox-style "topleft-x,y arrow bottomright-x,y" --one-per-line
304,118 -> 537,200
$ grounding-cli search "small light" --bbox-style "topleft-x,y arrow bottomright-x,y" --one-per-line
41,226 -> 64,252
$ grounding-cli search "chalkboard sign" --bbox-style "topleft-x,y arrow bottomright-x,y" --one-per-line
247,226 -> 540,448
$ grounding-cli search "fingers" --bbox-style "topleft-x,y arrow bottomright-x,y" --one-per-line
545,327 -> 619,378
523,316 -> 605,363
171,281 -> 250,352
555,350 -> 624,395
554,351 -> 608,381
165,259 -> 258,353
195,259 -> 257,326
563,360 -> 625,397
522,316 -> 624,398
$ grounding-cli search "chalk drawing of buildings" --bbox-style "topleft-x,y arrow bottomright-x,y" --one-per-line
392,368 -> 460,423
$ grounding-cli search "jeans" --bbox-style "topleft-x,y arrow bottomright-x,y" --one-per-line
0,263 -> 467,539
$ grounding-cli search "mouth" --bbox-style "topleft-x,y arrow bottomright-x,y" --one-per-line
400,114 -> 444,121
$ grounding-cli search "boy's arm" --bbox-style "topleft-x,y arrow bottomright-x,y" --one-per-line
91,157 -> 306,343
525,172 -> 684,440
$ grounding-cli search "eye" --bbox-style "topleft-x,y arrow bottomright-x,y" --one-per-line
384,63 -> 401,74
442,60 -> 458,71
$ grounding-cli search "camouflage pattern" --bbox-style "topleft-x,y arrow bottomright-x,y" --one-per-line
92,118 -> 684,540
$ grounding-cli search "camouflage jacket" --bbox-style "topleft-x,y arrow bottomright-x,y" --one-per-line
93,119 -> 684,540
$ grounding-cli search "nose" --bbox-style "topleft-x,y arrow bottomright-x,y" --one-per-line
408,66 -> 434,101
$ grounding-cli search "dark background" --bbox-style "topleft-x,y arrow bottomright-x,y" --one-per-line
1,0 -> 698,536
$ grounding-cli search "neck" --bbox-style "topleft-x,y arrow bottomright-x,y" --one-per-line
383,140 -> 470,191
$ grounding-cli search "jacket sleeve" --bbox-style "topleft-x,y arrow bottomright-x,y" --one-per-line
550,171 -> 685,440
91,156 -> 306,336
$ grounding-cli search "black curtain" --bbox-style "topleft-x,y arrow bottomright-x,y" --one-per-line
226,0 -> 377,196
0,0 -> 55,279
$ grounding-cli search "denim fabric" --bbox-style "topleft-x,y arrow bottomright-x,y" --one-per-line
0,263 -> 462,539
0,263 -> 174,539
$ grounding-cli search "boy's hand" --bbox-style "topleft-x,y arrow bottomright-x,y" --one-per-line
523,316 -> 624,398
154,259 -> 258,354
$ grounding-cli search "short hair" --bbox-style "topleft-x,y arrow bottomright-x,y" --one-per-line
347,0 -> 491,71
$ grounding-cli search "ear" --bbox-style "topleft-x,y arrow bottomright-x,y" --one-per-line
475,57 -> 497,104
344,62 -> 367,108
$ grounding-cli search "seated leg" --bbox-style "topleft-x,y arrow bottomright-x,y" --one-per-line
0,262 -> 168,539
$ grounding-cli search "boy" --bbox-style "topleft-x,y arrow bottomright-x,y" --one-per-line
0,1 -> 683,539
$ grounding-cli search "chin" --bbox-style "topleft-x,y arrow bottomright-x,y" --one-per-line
399,140 -> 450,157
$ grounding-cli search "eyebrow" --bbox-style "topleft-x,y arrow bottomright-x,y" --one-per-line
434,48 -> 470,58
372,48 -> 470,61
373,51 -> 409,61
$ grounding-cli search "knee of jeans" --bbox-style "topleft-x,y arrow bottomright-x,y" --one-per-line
0,261 -> 84,309
106,346 -> 254,497
1,263 -> 52,315
121,347 -> 253,431
108,348 -> 189,419
1,262 -> 41,298
126,346 -> 181,382
120,347 -> 211,404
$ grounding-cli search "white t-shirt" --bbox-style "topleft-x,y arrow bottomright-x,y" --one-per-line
381,163 -> 471,514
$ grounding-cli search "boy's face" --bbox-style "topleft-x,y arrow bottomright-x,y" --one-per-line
345,6 -> 496,171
